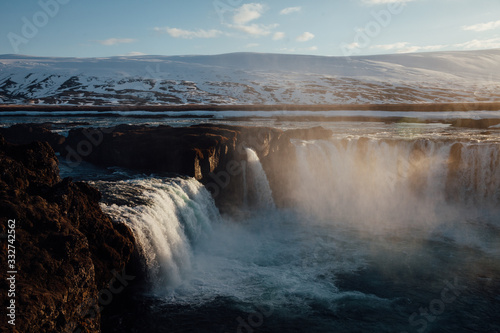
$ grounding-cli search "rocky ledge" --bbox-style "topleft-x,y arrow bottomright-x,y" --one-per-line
0,123 -> 333,210
0,136 -> 136,333
59,124 -> 333,209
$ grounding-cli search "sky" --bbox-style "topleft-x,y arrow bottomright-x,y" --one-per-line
1,0 -> 500,58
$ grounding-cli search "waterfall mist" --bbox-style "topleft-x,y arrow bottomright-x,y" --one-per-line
287,138 -> 500,236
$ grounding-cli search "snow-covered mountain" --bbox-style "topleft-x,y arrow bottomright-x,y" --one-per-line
1,50 -> 499,106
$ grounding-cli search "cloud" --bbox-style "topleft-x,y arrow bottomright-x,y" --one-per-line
370,42 -> 447,53
245,43 -> 260,48
233,3 -> 265,25
397,44 -> 447,53
296,32 -> 315,42
154,27 -> 223,39
371,42 -> 410,50
228,23 -> 278,36
279,46 -> 318,53
463,20 -> 500,32
369,38 -> 500,54
123,52 -> 146,56
273,32 -> 285,40
280,6 -> 302,15
455,37 -> 500,50
362,0 -> 417,4
224,3 -> 279,37
344,42 -> 361,50
97,38 -> 136,46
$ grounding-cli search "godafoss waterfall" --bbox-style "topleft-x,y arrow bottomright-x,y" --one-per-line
60,121 -> 497,333
3,118 -> 499,332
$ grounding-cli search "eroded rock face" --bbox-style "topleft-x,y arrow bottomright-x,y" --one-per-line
0,123 -> 66,148
0,136 -> 135,333
61,125 -> 281,207
2,123 -> 333,210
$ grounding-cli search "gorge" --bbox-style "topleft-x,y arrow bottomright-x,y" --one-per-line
1,119 -> 499,332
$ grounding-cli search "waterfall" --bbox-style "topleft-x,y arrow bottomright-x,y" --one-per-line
97,177 -> 221,291
291,138 -> 500,228
244,147 -> 275,209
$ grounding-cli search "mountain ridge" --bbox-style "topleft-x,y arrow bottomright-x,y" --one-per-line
1,49 -> 499,106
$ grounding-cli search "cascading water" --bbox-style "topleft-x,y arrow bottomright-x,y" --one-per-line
244,147 -> 275,209
291,138 -> 500,230
89,129 -> 500,333
95,177 -> 220,291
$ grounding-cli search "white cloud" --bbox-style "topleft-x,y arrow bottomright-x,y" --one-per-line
370,42 -> 447,53
97,38 -> 136,46
273,32 -> 285,40
463,20 -> 500,32
278,46 -> 318,53
369,38 -> 500,54
455,37 -> 500,50
155,27 -> 223,39
397,44 -> 447,53
233,3 -> 265,25
344,42 -> 361,50
228,23 -> 277,36
224,3 -> 279,37
246,43 -> 260,48
280,6 -> 301,15
371,42 -> 410,50
296,32 -> 315,42
123,52 -> 146,56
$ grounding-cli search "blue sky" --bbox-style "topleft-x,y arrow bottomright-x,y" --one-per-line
1,0 -> 500,57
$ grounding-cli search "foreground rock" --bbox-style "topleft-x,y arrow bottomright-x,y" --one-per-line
0,136 -> 136,333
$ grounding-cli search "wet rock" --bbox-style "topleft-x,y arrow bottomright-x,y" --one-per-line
0,136 -> 135,333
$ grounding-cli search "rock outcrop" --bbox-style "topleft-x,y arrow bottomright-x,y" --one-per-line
0,123 -> 66,148
0,136 -> 136,333
0,123 -> 333,210
59,124 -> 333,209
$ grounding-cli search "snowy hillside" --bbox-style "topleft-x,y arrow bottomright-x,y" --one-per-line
0,50 -> 500,106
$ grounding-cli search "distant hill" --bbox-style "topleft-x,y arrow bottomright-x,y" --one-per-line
1,49 -> 499,106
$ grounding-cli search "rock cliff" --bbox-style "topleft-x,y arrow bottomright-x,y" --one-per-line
0,136 -> 136,333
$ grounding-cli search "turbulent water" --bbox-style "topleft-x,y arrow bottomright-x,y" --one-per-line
56,120 -> 500,333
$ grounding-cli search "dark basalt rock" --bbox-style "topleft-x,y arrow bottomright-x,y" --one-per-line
0,123 -> 66,148
0,136 -> 136,333
0,122 -> 333,210
58,124 -> 334,210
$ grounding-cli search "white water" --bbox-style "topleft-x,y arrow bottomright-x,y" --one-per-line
98,178 -> 220,291
291,138 -> 500,233
245,147 -> 275,209
452,143 -> 500,205
69,123 -> 500,331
